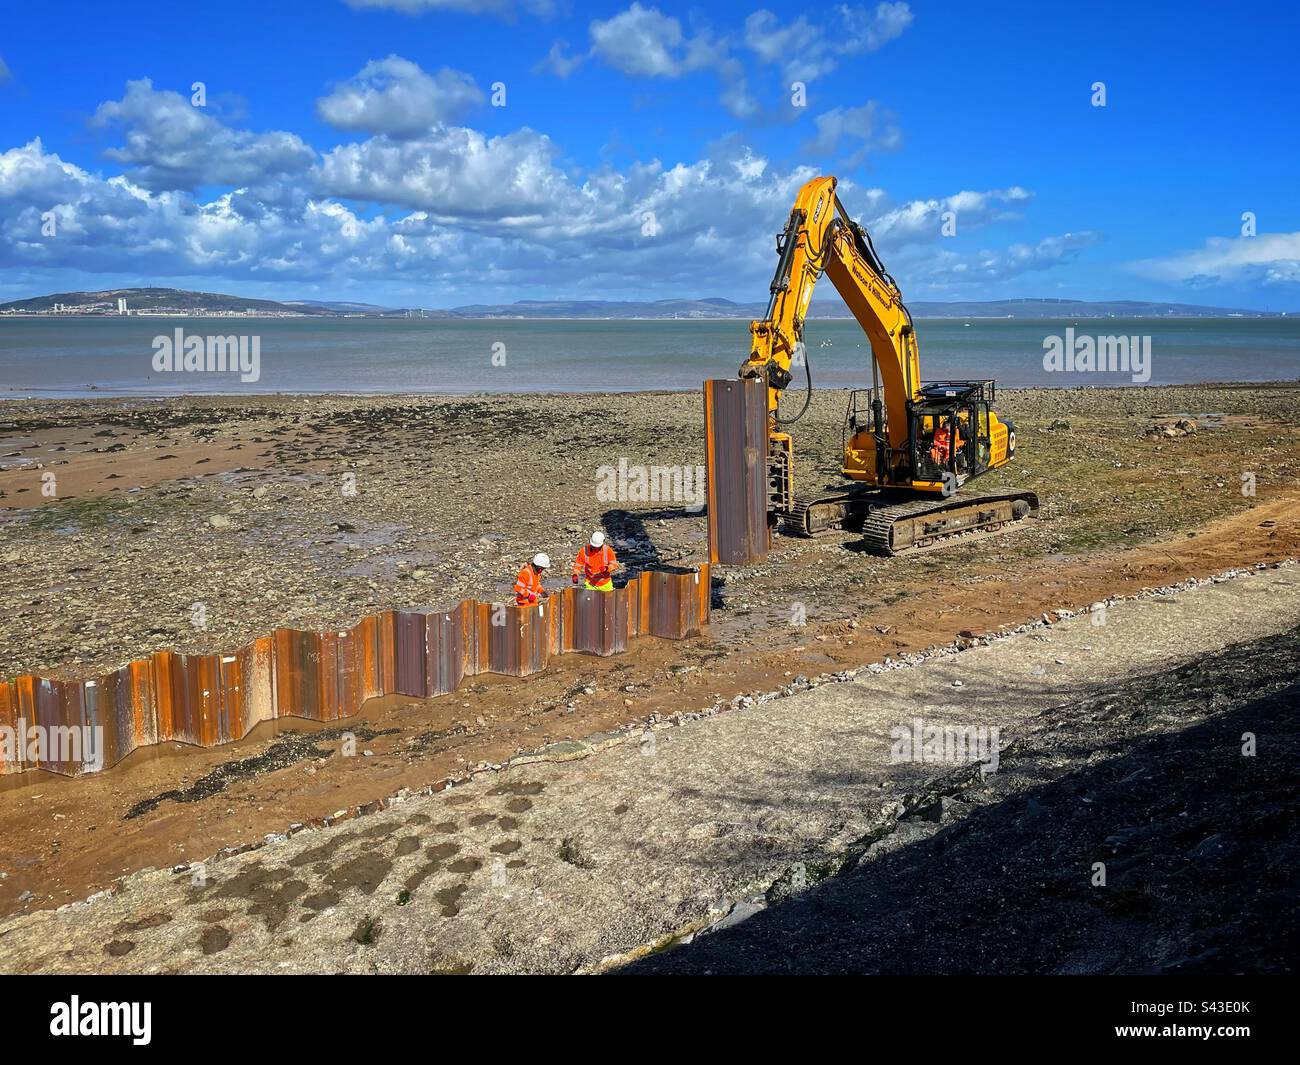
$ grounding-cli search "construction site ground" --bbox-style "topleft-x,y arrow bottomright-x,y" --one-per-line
1,383 -> 1298,958
2,560 -> 1296,973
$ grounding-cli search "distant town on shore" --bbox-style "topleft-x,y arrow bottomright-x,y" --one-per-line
0,287 -> 1291,320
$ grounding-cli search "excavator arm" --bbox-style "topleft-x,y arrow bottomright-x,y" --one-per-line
740,176 -> 920,492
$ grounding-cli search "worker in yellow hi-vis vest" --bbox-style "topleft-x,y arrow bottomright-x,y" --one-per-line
571,530 -> 620,592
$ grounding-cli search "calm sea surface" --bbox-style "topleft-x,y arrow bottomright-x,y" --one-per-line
2,316 -> 1298,397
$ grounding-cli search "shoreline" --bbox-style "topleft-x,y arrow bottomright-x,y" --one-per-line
4,378 -> 1300,403
1,312 -> 1290,321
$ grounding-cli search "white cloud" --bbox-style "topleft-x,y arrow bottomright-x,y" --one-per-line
871,187 -> 1032,246
0,138 -> 461,283
745,2 -> 913,83
2,67 -> 1072,302
0,129 -> 827,295
318,126 -> 575,222
0,56 -> 12,83
535,41 -> 587,78
318,57 -> 484,137
91,79 -> 314,192
588,4 -> 723,78
840,1 -> 914,53
744,11 -> 835,83
901,231 -> 1101,287
1132,232 -> 1300,286
543,3 -> 912,122
804,103 -> 902,166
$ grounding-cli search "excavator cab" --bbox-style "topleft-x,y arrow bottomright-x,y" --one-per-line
910,382 -> 996,492
843,381 -> 1000,492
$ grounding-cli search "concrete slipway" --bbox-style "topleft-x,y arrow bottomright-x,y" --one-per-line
2,562 -> 1297,974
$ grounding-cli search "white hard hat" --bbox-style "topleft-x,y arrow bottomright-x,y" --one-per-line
532,552 -> 550,569
589,530 -> 606,548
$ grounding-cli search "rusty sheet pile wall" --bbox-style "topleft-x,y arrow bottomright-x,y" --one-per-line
0,566 -> 709,777
704,378 -> 771,565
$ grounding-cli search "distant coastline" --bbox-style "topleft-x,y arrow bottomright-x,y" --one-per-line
0,287 -> 1291,321
3,312 -> 1290,322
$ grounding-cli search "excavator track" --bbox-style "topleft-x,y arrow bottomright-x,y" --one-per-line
784,488 -> 1039,557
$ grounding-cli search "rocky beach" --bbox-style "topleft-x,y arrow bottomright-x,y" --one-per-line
1,381 -> 1298,933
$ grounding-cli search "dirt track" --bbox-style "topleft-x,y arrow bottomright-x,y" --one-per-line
1,384 -> 1299,919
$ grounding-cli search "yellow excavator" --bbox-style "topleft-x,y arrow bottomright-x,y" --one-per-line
740,175 -> 1038,555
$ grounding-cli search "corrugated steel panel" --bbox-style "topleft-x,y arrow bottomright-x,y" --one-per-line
486,600 -> 554,677
393,609 -> 428,697
640,566 -> 710,639
154,651 -> 210,745
318,631 -> 344,723
10,674 -> 95,776
124,658 -> 159,750
626,573 -> 647,640
0,678 -> 20,773
351,612 -> 395,703
3,566 -> 709,776
272,630 -> 324,723
705,378 -> 770,565
426,601 -> 478,696
565,586 -> 631,656
238,636 -> 277,733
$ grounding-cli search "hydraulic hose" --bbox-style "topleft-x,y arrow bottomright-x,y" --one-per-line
775,346 -> 813,426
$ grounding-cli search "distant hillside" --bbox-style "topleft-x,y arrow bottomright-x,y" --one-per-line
0,287 -> 335,316
443,296 -> 1288,319
286,299 -> 409,315
1,288 -> 1289,320
445,297 -> 765,319
906,298 -> 1285,319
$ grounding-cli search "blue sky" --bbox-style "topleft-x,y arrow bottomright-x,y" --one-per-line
0,0 -> 1296,309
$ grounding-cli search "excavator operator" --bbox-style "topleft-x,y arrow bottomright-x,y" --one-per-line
929,419 -> 963,469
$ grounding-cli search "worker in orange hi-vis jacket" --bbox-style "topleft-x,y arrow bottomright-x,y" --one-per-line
514,553 -> 551,606
929,419 -> 963,467
571,530 -> 620,592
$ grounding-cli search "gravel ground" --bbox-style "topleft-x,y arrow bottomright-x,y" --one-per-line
626,622 -> 1300,975
2,382 -> 1298,680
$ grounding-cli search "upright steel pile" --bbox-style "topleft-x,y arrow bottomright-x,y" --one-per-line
704,378 -> 770,565
0,566 -> 709,777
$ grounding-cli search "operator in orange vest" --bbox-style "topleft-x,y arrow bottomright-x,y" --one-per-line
572,530 -> 620,592
929,419 -> 963,467
513,553 -> 551,606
